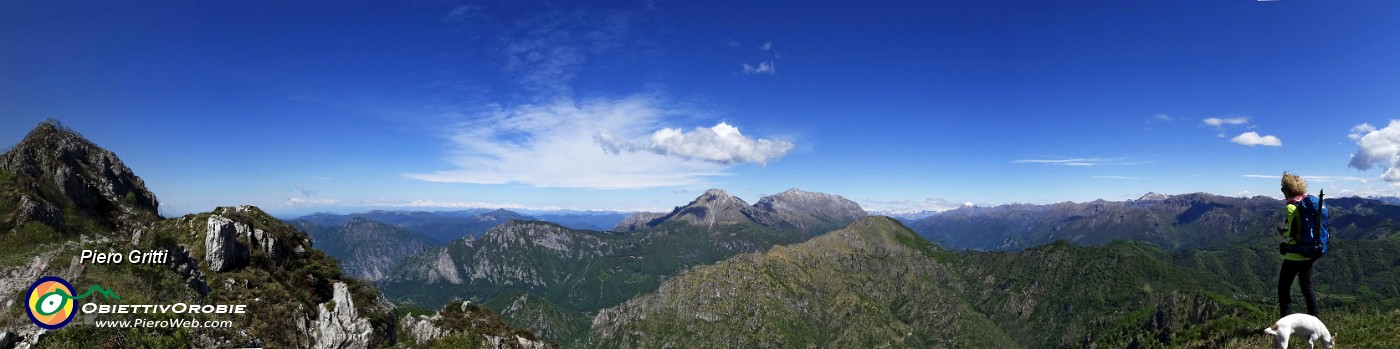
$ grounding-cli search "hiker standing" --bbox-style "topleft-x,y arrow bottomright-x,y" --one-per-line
1277,172 -> 1320,317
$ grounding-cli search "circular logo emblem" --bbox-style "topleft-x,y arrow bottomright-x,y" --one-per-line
26,276 -> 76,330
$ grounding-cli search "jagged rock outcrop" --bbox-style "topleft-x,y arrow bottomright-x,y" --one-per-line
205,215 -> 250,272
401,313 -> 447,343
204,208 -> 290,273
312,282 -> 374,349
398,301 -> 552,349
168,243 -> 211,296
0,328 -> 43,349
483,335 -> 550,349
0,119 -> 160,233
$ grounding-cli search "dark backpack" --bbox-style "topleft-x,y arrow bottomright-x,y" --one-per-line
1287,192 -> 1330,259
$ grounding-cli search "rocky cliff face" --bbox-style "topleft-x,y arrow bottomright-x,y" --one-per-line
295,218 -> 429,282
386,220 -> 612,292
312,282 -> 374,349
0,119 -> 159,234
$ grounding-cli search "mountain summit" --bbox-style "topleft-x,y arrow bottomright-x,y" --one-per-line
652,189 -> 762,229
615,188 -> 866,235
0,119 -> 160,234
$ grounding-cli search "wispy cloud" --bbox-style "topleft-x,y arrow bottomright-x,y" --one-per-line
1230,132 -> 1282,147
741,61 -> 776,75
1092,175 -> 1143,180
739,41 -> 779,75
861,197 -> 967,212
1012,157 -> 1155,167
1242,174 -> 1369,183
1348,120 -> 1400,181
1151,113 -> 1175,122
405,96 -> 792,189
1203,116 -> 1250,127
486,8 -> 631,96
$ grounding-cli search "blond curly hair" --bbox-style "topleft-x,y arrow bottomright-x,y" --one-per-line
1281,172 -> 1308,198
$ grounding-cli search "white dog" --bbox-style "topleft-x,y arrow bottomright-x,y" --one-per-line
1263,313 -> 1336,349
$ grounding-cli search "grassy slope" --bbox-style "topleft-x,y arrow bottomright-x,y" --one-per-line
583,217 -> 1017,348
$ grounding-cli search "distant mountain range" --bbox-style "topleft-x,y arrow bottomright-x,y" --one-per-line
379,187 -> 868,343
294,208 -> 535,244
288,208 -> 639,283
909,192 -> 1400,251
291,218 -> 431,282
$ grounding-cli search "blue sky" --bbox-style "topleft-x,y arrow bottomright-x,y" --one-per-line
4,1 -> 1400,217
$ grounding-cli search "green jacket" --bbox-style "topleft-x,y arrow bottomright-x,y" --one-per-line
1281,201 -> 1313,261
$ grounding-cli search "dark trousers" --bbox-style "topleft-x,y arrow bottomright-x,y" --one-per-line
1278,259 -> 1318,318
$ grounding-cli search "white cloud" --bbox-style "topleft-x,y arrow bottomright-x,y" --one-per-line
1152,113 -> 1174,121
760,42 -> 772,51
598,122 -> 793,165
1230,132 -> 1282,147
404,96 -> 792,189
741,61 -> 776,75
1350,120 -> 1400,182
1350,123 -> 1377,140
1204,117 -> 1250,127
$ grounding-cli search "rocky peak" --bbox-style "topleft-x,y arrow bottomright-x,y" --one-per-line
657,189 -> 759,229
614,188 -> 865,234
0,119 -> 160,233
312,282 -> 373,349
1138,192 -> 1169,201
756,189 -> 864,219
